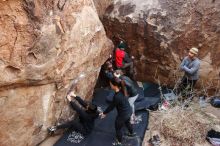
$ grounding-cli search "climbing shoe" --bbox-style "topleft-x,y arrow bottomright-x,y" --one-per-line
112,141 -> 123,146
126,132 -> 137,137
148,135 -> 160,146
47,126 -> 57,134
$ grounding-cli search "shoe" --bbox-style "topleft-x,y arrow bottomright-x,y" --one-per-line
130,118 -> 135,124
153,135 -> 160,142
126,132 -> 137,137
47,126 -> 57,133
148,135 -> 160,146
133,115 -> 142,124
130,121 -> 135,124
112,141 -> 123,146
130,115 -> 139,124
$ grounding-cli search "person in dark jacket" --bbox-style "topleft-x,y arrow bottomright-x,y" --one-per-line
48,92 -> 99,135
114,70 -> 138,124
115,41 -> 134,78
100,78 -> 136,146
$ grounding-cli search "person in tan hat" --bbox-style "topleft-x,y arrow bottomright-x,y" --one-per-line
179,47 -> 200,97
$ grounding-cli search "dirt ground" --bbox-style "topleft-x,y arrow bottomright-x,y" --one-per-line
142,101 -> 220,146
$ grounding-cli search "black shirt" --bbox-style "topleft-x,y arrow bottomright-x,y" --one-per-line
103,91 -> 132,120
124,52 -> 132,63
121,75 -> 138,97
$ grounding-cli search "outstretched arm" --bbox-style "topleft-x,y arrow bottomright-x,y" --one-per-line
68,91 -> 87,108
103,102 -> 115,115
69,101 -> 88,120
74,96 -> 88,108
67,93 -> 88,120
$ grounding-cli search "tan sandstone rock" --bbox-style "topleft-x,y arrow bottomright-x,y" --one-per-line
0,0 -> 113,146
93,0 -> 114,18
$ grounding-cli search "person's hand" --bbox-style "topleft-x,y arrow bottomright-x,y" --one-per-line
99,113 -> 106,119
67,91 -> 76,102
131,56 -> 135,59
101,113 -> 106,119
69,91 -> 76,97
183,66 -> 188,70
67,94 -> 72,102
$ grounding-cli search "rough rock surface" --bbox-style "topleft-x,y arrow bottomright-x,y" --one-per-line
99,0 -> 220,90
93,0 -> 114,18
0,0 -> 112,146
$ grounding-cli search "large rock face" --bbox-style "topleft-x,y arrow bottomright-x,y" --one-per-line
99,0 -> 220,90
0,0 -> 112,146
93,0 -> 114,18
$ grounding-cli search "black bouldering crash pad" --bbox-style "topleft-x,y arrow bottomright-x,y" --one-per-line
54,88 -> 149,146
135,82 -> 161,111
143,82 -> 160,97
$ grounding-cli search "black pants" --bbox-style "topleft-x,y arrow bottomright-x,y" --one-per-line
56,120 -> 87,135
117,62 -> 134,79
123,62 -> 134,74
179,77 -> 197,97
115,117 -> 133,142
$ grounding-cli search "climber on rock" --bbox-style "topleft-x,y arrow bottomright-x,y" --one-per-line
48,91 -> 99,136
178,47 -> 200,98
114,41 -> 135,79
113,70 -> 139,124
100,78 -> 136,146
